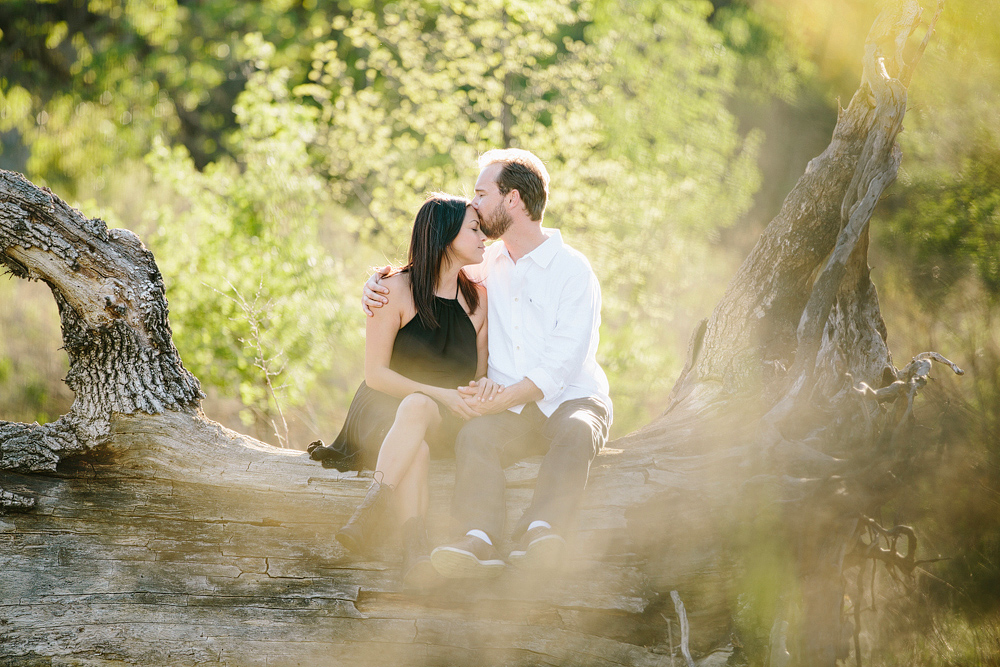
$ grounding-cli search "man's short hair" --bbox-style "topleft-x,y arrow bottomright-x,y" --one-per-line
478,149 -> 550,222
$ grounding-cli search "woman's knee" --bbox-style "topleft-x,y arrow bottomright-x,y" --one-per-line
395,393 -> 441,427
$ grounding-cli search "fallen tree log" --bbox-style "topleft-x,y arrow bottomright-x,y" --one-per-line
0,2 -> 952,665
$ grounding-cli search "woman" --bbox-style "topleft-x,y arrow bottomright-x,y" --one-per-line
309,193 -> 500,587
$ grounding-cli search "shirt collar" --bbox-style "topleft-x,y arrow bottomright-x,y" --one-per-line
498,228 -> 562,268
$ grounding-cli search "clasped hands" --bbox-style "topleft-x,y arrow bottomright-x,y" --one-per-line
363,268 -> 507,419
452,377 -> 506,419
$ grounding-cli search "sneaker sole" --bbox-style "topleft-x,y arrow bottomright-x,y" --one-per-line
430,547 -> 505,579
510,534 -> 565,570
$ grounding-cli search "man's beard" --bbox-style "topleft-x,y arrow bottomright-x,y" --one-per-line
480,204 -> 513,240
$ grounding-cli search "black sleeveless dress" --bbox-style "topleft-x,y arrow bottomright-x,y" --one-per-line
310,292 -> 478,471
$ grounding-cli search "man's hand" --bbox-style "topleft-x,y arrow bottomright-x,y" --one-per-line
460,377 -> 543,416
362,265 -> 392,317
458,378 -> 512,416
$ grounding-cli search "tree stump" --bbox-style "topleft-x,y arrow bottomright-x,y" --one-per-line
0,2 -> 954,665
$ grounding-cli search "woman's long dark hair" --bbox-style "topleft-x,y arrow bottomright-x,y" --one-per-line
400,193 -> 480,328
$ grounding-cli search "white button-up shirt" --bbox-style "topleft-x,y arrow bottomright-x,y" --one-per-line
469,228 -> 612,421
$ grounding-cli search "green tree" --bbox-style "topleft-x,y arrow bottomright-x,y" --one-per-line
143,49 -> 359,438
0,0 -> 343,192
722,0 -> 1000,657
870,0 -> 1000,623
5,0 -> 766,436
294,0 -> 762,432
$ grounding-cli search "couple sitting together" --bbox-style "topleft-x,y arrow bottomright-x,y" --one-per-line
309,148 -> 612,588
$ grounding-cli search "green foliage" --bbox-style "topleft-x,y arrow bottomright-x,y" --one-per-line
713,2 -> 819,107
142,55 -> 358,433
289,0 -> 762,432
730,488 -> 802,665
0,0 -> 349,192
5,0 -> 1000,660
866,0 -> 1000,617
0,279 -> 71,425
298,0 -> 593,244
875,0 -> 1000,304
3,0 -> 766,437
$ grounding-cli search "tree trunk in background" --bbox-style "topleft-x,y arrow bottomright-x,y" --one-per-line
0,2 -> 952,666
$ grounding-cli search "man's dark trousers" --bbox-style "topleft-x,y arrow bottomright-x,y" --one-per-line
451,397 -> 611,542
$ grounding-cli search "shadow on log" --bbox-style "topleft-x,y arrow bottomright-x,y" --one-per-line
0,2 -> 955,665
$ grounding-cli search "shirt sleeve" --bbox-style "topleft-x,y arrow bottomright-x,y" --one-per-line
524,267 -> 602,403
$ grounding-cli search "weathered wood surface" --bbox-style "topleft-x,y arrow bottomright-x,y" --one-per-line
3,411 -> 729,666
0,2 -> 948,665
0,159 -> 727,663
0,167 -> 201,490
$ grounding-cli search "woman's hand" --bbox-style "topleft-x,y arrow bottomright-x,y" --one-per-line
427,387 -> 481,420
468,377 -> 503,404
457,378 -> 506,415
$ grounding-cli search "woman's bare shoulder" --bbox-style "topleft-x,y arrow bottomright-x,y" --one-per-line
381,271 -> 411,292
368,271 -> 413,322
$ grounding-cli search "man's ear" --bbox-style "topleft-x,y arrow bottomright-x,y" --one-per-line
507,188 -> 523,212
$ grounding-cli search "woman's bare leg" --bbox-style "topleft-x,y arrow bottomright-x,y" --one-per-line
337,395 -> 439,556
374,392 -> 441,488
393,441 -> 430,523
397,441 -> 435,586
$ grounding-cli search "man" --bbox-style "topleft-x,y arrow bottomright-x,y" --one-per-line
364,149 -> 612,577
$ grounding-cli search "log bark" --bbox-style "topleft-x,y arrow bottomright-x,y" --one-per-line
0,171 -> 202,491
0,2 -> 953,665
